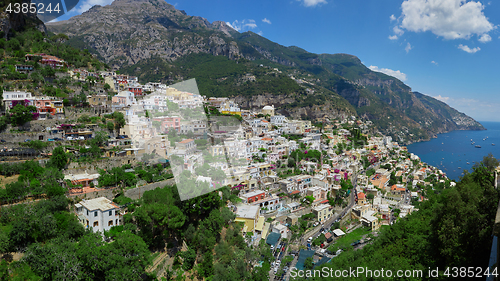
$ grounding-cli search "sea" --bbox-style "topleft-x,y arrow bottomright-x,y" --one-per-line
406,121 -> 500,181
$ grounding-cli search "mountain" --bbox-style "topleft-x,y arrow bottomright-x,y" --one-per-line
46,0 -> 484,144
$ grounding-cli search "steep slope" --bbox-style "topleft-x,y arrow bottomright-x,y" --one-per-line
46,0 -> 484,144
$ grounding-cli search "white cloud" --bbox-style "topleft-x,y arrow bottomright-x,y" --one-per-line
390,14 -> 396,22
226,19 -> 258,32
226,22 -> 238,31
398,0 -> 495,40
434,95 -> 450,102
257,31 -> 264,36
478,33 -> 491,43
76,0 -> 114,13
458,44 -> 480,53
262,18 -> 272,24
405,42 -> 412,53
393,26 -> 405,36
299,0 -> 327,7
368,65 -> 407,81
389,35 -> 398,40
431,60 -> 438,65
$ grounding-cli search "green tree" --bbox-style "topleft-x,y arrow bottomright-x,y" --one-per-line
304,257 -> 314,270
10,104 -> 36,126
480,152 -> 499,173
106,121 -> 115,132
48,147 -> 68,170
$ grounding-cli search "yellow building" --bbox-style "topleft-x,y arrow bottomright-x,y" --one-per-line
234,204 -> 260,233
220,101 -> 242,116
312,204 -> 333,222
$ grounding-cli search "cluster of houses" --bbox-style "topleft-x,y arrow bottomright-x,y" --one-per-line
3,61 -> 449,241
1,91 -> 64,120
70,86 -> 450,243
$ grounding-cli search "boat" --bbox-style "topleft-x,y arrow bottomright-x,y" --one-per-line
475,145 -> 481,148
493,143 -> 496,146
467,162 -> 470,164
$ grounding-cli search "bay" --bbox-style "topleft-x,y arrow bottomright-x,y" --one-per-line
406,121 -> 500,181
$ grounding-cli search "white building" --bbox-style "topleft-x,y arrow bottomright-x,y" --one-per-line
2,91 -> 34,112
75,197 -> 121,233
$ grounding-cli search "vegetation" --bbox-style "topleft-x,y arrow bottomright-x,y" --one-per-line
299,161 -> 499,280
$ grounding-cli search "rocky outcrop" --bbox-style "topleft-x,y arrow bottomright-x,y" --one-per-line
0,0 -> 46,38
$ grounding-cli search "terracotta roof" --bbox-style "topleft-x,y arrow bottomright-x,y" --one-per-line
179,138 -> 194,144
261,138 -> 273,141
358,192 -> 366,199
291,190 -> 300,194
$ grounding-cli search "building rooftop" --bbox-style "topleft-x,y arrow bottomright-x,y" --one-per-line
240,190 -> 265,199
79,197 -> 118,212
178,138 -> 194,144
312,204 -> 330,212
235,204 -> 260,219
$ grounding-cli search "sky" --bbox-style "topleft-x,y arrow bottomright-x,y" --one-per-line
56,0 -> 500,122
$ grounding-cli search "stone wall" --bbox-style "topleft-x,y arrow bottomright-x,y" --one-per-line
67,178 -> 175,202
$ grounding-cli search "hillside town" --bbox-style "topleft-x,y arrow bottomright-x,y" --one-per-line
0,56 -> 456,280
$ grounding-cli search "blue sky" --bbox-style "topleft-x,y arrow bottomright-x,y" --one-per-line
58,0 -> 500,122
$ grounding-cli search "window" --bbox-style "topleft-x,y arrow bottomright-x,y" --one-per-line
93,221 -> 98,227
109,210 -> 112,216
108,220 -> 113,226
87,210 -> 89,216
94,211 -> 98,217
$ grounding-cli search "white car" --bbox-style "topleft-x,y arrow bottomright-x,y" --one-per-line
78,136 -> 85,140
67,136 -> 74,140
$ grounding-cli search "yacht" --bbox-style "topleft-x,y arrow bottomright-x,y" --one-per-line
475,145 -> 481,148
492,143 -> 496,146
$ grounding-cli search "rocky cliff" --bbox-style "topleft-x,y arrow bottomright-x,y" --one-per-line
46,0 -> 485,144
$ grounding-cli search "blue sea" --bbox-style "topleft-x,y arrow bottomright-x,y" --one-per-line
406,121 -> 500,181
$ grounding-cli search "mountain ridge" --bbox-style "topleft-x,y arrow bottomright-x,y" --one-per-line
46,0 -> 484,144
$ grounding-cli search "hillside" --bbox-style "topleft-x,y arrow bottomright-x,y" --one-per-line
46,0 -> 484,144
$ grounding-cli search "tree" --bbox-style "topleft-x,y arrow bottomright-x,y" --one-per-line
10,104 -> 36,126
367,193 -> 374,206
480,153 -> 499,173
49,147 -> 68,170
107,121 -> 115,132
304,257 -> 314,270
0,116 -> 8,132
113,111 -> 125,134
104,83 -> 111,90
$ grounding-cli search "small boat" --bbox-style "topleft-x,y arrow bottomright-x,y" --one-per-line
475,145 -> 481,148
458,167 -> 461,169
467,162 -> 470,164
492,143 -> 495,146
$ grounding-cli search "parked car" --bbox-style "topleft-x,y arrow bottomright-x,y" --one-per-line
78,136 -> 85,140
67,136 -> 74,140
48,138 -> 55,141
24,139 -> 31,142
54,137 -> 63,141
